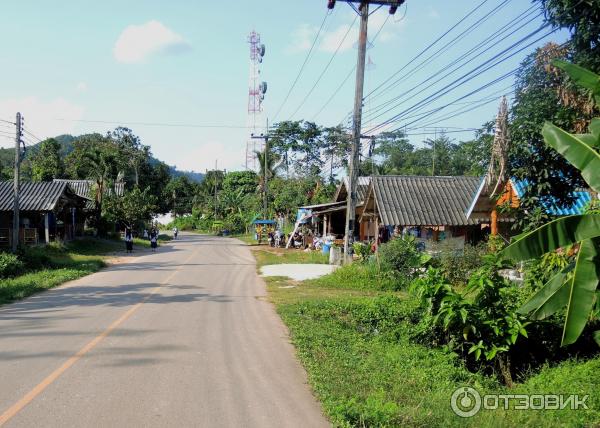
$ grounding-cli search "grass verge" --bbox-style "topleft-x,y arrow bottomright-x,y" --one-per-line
253,249 -> 329,268
263,262 -> 600,427
0,238 -> 123,305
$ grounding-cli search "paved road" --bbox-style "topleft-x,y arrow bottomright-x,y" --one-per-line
0,234 -> 327,427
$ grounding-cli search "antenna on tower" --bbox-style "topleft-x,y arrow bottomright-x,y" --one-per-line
245,30 -> 267,170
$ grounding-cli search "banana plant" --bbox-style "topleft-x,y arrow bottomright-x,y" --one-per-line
501,60 -> 600,347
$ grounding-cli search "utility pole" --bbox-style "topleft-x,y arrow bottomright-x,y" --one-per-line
251,119 -> 270,218
329,0 -> 404,261
12,113 -> 23,253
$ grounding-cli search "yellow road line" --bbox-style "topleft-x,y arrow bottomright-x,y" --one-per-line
0,248 -> 198,426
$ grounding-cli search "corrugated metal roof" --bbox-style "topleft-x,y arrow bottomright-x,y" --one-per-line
53,179 -> 125,198
335,176 -> 371,205
372,175 -> 482,226
511,179 -> 592,216
0,181 -> 70,211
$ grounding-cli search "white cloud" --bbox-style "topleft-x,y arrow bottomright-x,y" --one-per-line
162,139 -> 245,173
113,20 -> 191,64
319,23 -> 358,53
286,24 -> 318,54
76,82 -> 88,92
428,6 -> 440,19
0,96 -> 84,146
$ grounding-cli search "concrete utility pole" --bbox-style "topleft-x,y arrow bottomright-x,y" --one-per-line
251,119 -> 270,218
328,0 -> 404,261
12,113 -> 23,253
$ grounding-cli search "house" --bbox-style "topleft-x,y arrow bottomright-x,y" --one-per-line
53,179 -> 125,210
359,175 -> 486,248
466,177 -> 594,236
0,181 -> 88,246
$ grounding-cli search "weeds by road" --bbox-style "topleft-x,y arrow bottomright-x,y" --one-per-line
263,261 -> 600,427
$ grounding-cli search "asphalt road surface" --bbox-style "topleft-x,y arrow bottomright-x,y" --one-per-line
0,234 -> 327,427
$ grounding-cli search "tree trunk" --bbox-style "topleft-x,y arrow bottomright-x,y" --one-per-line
498,354 -> 513,388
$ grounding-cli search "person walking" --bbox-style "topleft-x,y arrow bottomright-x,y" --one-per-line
173,226 -> 178,239
150,232 -> 158,252
125,229 -> 133,254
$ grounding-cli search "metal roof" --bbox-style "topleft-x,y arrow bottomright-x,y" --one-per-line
299,201 -> 345,210
335,176 -> 371,205
511,179 -> 592,216
52,179 -> 125,199
0,181 -> 74,212
372,175 -> 482,226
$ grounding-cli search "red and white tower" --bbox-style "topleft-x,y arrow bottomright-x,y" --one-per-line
245,30 -> 267,170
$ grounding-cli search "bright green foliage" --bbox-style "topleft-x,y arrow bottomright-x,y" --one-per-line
502,62 -> 600,346
103,186 -> 158,230
30,138 -> 64,181
352,242 -> 371,262
0,253 -> 24,278
378,236 -> 428,289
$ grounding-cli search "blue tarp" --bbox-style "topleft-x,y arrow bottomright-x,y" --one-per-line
512,179 -> 592,216
252,219 -> 277,225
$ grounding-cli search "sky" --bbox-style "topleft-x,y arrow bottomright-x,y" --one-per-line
0,0 -> 568,174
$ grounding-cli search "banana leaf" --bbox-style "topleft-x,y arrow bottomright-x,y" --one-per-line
553,60 -> 600,105
542,122 -> 600,193
501,214 -> 600,261
518,263 -> 574,319
562,238 -> 600,346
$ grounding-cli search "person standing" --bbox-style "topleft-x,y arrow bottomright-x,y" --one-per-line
173,226 -> 178,239
150,232 -> 158,252
125,229 -> 133,254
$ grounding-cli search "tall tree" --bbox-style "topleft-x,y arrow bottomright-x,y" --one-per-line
509,43 -> 596,230
30,138 -> 63,181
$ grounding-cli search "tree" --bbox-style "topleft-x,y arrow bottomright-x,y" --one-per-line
322,125 -> 351,182
107,127 -> 148,187
30,138 -> 63,181
371,130 -> 413,174
103,186 -> 158,230
538,0 -> 600,71
66,133 -> 125,231
508,43 -> 595,230
165,175 -> 198,217
502,61 -> 600,347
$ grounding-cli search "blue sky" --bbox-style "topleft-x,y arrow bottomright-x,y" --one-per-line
0,0 -> 567,173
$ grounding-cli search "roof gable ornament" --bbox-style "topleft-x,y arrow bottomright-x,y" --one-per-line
484,96 -> 510,199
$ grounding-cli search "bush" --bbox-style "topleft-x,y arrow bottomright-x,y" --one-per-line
0,252 -> 24,278
17,246 -> 51,271
352,242 -> 371,262
378,236 -> 426,288
431,242 -> 487,287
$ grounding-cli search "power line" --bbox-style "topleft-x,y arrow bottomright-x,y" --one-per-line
272,10 -> 332,123
364,25 -> 555,134
287,13 -> 359,121
362,3 -> 540,122
362,0 -> 491,102
310,13 -> 391,122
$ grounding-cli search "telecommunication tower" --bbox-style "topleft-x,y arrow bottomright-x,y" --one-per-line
245,30 -> 267,170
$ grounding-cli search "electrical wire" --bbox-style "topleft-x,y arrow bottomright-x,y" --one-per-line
362,3 -> 540,122
287,13 -> 359,120
55,118 -> 255,129
364,25 -> 556,134
362,0 -> 491,102
272,9 -> 332,123
310,13 -> 391,122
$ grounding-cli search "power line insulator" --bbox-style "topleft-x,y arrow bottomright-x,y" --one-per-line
327,0 -> 335,9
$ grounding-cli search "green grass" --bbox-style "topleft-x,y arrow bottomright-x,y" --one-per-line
263,261 -> 600,427
253,249 -> 329,268
0,238 -> 123,305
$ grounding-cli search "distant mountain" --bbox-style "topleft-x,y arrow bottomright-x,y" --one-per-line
20,134 -> 204,183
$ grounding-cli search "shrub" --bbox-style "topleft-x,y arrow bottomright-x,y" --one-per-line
17,246 -> 52,271
431,241 -> 487,287
352,242 -> 371,262
0,252 -> 24,278
378,236 -> 427,288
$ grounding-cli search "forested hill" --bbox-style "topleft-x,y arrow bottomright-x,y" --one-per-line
1,134 -> 203,183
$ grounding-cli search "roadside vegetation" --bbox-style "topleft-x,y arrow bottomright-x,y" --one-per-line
253,248 -> 329,267
265,235 -> 599,426
0,238 -> 122,304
